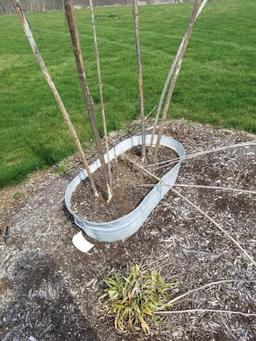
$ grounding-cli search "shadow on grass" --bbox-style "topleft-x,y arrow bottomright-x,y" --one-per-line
25,139 -> 59,167
0,139 -> 72,189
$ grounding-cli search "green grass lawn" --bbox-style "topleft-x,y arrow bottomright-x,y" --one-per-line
0,0 -> 255,188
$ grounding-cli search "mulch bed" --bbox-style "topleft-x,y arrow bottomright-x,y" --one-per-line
0,119 -> 255,340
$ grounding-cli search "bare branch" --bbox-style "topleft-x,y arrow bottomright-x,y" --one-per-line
124,157 -> 256,267
149,36 -> 185,148
171,188 -> 256,267
88,0 -> 112,199
132,0 -> 146,160
149,4 -> 210,150
145,104 -> 157,120
156,308 -> 256,317
147,141 -> 256,169
11,0 -> 98,197
168,279 -> 256,305
136,183 -> 256,195
153,0 -> 209,160
64,0 -> 112,201
125,156 -> 161,183
174,184 -> 256,195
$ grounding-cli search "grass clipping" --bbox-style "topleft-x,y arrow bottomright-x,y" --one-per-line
101,264 -> 176,334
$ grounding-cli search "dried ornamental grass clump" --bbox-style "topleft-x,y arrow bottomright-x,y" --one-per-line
100,264 -> 176,334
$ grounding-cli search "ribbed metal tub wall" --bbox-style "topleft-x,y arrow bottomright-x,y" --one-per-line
65,134 -> 185,242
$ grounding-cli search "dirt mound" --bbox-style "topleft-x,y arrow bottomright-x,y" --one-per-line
0,120 -> 255,340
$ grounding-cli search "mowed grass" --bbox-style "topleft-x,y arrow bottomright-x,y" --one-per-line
0,0 -> 255,188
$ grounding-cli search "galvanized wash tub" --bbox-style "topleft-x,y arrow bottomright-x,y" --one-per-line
65,134 -> 185,242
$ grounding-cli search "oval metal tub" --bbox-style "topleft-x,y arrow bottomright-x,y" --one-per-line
65,134 -> 185,242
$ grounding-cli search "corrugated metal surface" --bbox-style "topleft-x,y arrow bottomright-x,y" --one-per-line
65,134 -> 185,242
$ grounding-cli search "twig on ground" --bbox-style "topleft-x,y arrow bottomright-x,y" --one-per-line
171,188 -> 256,267
156,309 -> 256,317
174,184 -> 256,195
147,141 -> 256,169
125,157 -> 256,267
136,183 -> 256,195
168,279 -> 256,305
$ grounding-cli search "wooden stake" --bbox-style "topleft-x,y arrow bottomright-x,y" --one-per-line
88,0 -> 112,195
153,0 -> 208,160
11,0 -> 98,197
64,0 -> 112,201
132,0 -> 146,160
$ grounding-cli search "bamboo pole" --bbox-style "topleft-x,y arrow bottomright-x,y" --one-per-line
64,0 -> 112,201
11,0 -> 98,197
88,0 -> 112,190
153,0 -> 208,160
132,0 -> 146,160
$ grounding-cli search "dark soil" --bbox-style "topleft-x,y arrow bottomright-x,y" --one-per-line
0,120 -> 255,341
71,146 -> 177,222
